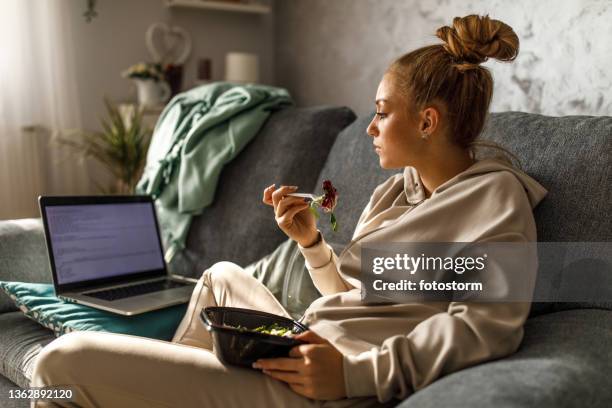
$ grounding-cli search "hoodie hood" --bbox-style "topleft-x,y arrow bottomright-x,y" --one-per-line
403,158 -> 548,209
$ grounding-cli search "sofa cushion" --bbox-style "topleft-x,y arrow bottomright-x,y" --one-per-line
0,219 -> 52,314
174,106 -> 356,277
479,113 -> 612,315
0,282 -> 186,341
0,312 -> 55,388
396,308 -> 612,408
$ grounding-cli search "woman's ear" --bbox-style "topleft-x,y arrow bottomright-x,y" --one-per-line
419,106 -> 440,134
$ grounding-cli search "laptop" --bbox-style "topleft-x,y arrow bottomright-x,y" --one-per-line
38,195 -> 196,316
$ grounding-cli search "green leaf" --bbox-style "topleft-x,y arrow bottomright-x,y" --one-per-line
309,206 -> 320,220
330,213 -> 338,232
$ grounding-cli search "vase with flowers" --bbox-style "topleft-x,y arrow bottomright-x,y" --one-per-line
122,62 -> 171,108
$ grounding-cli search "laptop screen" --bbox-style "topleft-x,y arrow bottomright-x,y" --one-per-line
44,202 -> 165,285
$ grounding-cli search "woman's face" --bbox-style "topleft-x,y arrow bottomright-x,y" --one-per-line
366,73 -> 436,169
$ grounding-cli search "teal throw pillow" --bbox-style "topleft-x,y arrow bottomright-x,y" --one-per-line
0,282 -> 187,341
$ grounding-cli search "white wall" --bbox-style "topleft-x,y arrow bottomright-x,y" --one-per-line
275,0 -> 612,117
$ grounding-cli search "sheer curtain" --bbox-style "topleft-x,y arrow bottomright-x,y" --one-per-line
0,0 -> 89,220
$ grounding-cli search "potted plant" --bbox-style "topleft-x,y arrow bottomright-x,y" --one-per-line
56,98 -> 152,194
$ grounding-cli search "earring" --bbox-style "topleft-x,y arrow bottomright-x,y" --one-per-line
421,132 -> 429,140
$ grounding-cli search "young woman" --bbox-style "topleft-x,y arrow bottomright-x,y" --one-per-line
32,14 -> 547,407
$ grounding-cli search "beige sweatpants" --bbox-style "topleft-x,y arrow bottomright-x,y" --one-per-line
30,262 -> 383,408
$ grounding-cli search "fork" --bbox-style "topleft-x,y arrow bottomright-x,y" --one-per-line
286,193 -> 317,202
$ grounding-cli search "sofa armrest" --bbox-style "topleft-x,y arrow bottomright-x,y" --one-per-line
0,218 -> 52,313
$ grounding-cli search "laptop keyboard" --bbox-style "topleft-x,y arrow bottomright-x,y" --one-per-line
85,280 -> 189,302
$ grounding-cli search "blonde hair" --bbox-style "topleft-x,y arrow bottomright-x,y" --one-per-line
386,14 -> 522,167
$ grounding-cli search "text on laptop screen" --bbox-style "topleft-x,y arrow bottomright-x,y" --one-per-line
45,203 -> 165,285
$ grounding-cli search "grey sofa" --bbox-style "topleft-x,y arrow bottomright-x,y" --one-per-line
0,106 -> 610,408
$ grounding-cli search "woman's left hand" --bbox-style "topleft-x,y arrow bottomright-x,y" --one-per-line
253,331 -> 347,401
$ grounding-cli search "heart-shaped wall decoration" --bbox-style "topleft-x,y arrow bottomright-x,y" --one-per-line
145,22 -> 192,65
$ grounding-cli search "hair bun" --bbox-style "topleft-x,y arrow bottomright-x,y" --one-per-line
436,14 -> 519,68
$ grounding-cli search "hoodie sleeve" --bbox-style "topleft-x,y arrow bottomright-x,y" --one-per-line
297,230 -> 351,295
297,189 -> 378,296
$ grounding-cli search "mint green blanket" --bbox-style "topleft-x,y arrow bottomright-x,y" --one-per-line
137,82 -> 293,261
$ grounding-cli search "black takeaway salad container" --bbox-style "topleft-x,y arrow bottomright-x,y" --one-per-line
200,306 -> 308,367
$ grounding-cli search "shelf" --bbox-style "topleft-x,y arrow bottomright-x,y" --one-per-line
164,0 -> 270,14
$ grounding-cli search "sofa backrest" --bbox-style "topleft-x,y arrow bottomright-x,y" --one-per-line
315,111 -> 611,316
171,106 -> 356,277
480,112 -> 612,315
318,111 -> 611,240
481,112 -> 611,243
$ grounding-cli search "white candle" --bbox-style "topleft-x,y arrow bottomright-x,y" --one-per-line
225,52 -> 259,83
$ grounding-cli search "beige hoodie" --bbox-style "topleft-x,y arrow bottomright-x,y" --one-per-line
297,158 -> 548,403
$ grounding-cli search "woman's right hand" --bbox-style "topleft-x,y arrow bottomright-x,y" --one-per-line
262,184 -> 319,247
